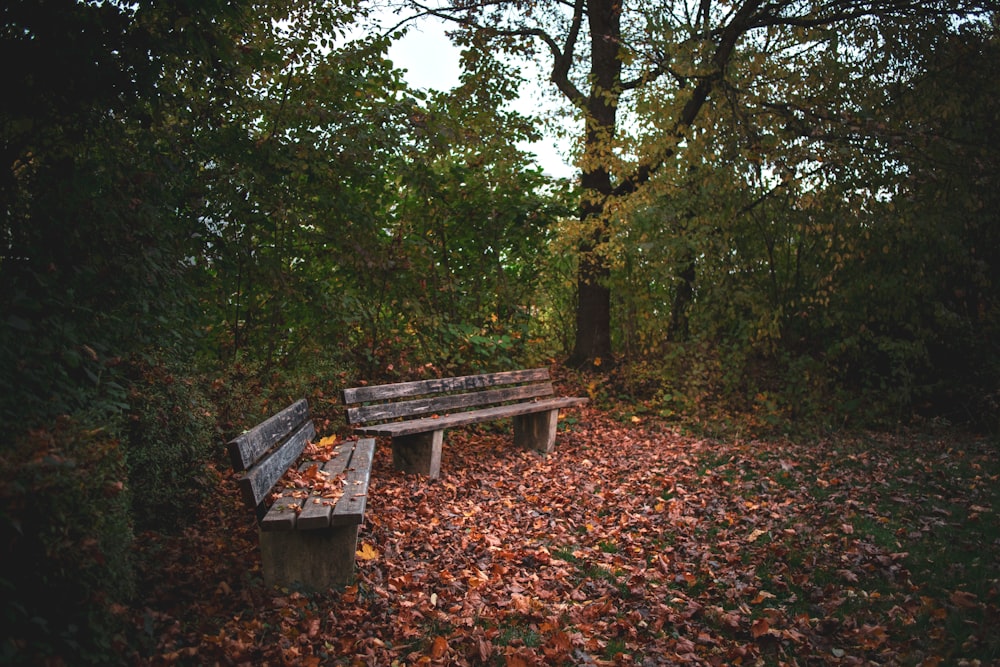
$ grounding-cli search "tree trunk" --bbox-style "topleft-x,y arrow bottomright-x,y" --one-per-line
567,0 -> 621,369
569,242 -> 613,367
668,257 -> 696,342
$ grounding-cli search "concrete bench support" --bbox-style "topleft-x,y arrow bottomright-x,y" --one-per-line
513,408 -> 560,454
259,524 -> 359,590
392,430 -> 443,478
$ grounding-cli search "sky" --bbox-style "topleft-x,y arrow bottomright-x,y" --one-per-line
384,19 -> 576,180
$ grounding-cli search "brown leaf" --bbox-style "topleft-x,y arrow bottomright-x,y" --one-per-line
750,618 -> 770,639
838,569 -> 859,583
430,635 -> 448,660
949,590 -> 978,609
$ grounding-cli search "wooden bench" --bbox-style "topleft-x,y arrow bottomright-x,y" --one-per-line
342,368 -> 587,479
227,399 -> 375,590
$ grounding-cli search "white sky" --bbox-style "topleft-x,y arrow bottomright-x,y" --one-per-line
385,20 -> 576,180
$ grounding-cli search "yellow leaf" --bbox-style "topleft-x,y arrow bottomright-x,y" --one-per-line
356,542 -> 379,561
316,434 -> 338,448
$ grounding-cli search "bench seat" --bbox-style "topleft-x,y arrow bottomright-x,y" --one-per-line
352,396 -> 588,438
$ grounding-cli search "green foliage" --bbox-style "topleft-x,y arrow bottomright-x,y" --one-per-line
0,0 -> 251,428
122,358 -> 216,531
0,417 -> 134,665
596,12 -> 1000,432
323,49 -> 573,378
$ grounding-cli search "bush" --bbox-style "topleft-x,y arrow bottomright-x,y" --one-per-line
123,359 -> 217,531
0,417 -> 134,665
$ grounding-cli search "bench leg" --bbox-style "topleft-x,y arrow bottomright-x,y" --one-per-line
259,524 -> 359,590
513,409 -> 560,454
392,430 -> 443,478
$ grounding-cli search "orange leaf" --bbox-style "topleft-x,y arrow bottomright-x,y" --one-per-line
750,618 -> 770,639
301,464 -> 323,481
430,636 -> 448,659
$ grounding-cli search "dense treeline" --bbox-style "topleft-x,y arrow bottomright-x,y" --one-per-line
1,0 -> 997,663
606,16 -> 1000,430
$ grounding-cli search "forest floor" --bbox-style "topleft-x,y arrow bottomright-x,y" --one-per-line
126,406 -> 999,666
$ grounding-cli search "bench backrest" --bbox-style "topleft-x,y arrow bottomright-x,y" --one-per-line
227,399 -> 315,512
342,368 -> 555,426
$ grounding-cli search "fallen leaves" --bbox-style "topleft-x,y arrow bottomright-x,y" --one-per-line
750,616 -> 771,639
124,410 -> 1000,666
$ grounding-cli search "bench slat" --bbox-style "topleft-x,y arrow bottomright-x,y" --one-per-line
238,420 -> 316,509
295,459 -> 334,530
333,438 -> 375,525
345,382 -> 554,425
228,399 -> 310,471
296,495 -> 334,529
342,368 -> 550,405
260,492 -> 301,531
353,397 -> 588,438
321,441 -> 352,478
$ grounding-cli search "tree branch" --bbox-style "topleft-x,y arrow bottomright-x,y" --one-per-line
399,0 -> 587,106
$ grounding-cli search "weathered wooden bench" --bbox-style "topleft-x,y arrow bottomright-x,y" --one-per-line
342,368 -> 587,478
227,399 -> 375,589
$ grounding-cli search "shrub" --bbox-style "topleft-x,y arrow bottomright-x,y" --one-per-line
0,417 -> 134,665
123,359 -> 216,531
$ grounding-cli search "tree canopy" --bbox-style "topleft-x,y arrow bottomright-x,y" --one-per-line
397,0 -> 998,371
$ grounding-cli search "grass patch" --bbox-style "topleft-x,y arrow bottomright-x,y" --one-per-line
489,615 -> 542,650
603,637 -> 629,661
598,540 -> 619,554
836,435 -> 1000,663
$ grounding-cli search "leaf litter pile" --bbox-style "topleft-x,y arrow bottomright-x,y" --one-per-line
131,407 -> 999,665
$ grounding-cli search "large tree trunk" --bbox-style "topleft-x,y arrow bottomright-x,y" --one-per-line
567,0 -> 621,369
569,231 -> 614,367
668,257 -> 696,342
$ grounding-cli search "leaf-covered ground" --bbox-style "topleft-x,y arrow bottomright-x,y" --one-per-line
128,407 -> 999,665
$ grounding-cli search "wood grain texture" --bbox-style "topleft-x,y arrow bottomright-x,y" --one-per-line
353,397 -> 588,437
260,492 -> 300,532
333,438 -> 375,525
342,368 -> 549,405
345,382 -> 553,425
227,399 -> 309,471
238,420 -> 315,508
296,479 -> 335,530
